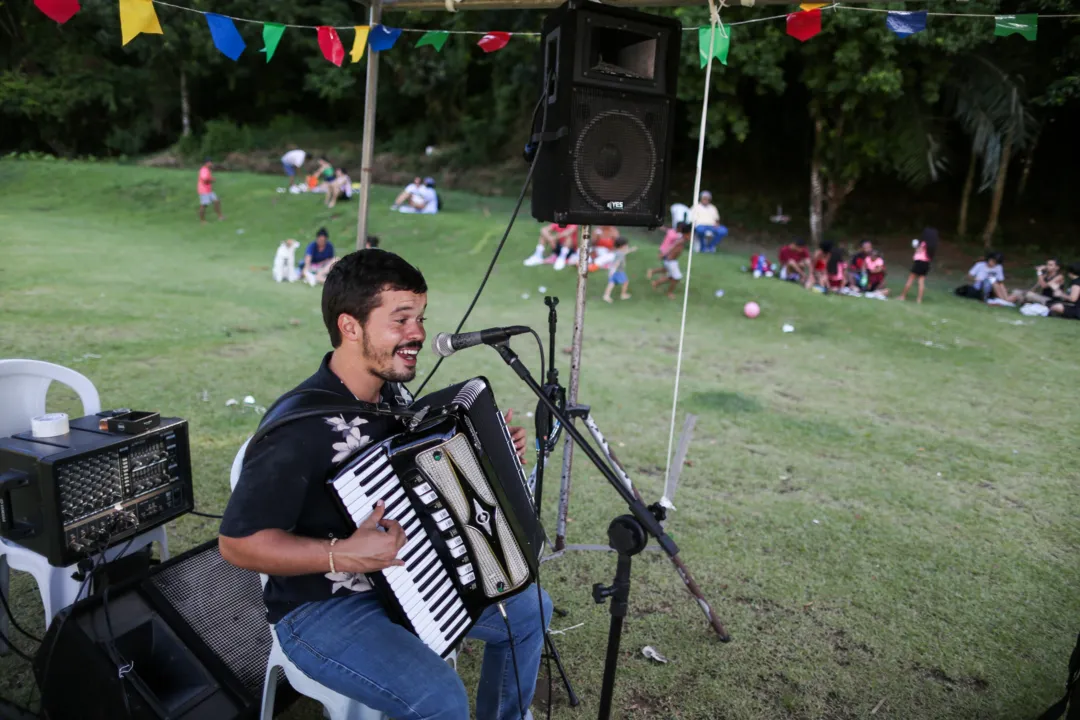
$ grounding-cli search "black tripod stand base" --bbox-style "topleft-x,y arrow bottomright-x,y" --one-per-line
544,631 -> 581,707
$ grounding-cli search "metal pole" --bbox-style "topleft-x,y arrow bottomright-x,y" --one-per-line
555,225 -> 590,551
355,0 -> 382,251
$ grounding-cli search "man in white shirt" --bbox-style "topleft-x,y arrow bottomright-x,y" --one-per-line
689,191 -> 727,252
956,252 -> 1008,302
394,177 -> 439,215
281,147 -> 307,188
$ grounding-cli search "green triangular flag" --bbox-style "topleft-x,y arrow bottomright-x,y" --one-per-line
994,14 -> 1037,41
698,24 -> 730,69
262,23 -> 286,62
416,30 -> 449,52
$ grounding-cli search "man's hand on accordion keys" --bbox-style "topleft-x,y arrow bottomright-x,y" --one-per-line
504,409 -> 528,465
333,499 -> 407,573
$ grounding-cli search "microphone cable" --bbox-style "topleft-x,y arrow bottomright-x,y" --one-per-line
498,602 -> 528,720
414,86 -> 550,397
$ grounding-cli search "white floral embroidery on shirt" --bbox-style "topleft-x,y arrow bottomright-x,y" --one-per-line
324,414 -> 375,592
326,571 -> 372,594
325,414 -> 372,464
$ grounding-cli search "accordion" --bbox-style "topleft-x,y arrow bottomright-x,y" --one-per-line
327,378 -> 542,657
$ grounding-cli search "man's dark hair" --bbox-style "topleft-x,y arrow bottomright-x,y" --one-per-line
987,252 -> 1004,264
860,239 -> 872,248
339,167 -> 348,175
322,250 -> 427,347
366,235 -> 380,248
615,236 -> 629,248
676,222 -> 692,234
316,227 -> 329,239
1068,262 -> 1080,277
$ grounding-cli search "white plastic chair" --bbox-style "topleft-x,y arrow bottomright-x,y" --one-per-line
0,359 -> 169,654
230,438 -> 388,720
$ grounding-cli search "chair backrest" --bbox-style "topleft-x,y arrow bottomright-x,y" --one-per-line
0,359 -> 101,438
230,437 -> 252,492
670,203 -> 690,227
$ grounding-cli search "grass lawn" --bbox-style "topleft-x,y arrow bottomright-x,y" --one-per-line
0,160 -> 1077,719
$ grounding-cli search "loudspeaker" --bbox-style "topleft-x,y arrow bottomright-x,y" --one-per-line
34,541 -> 270,720
531,1 -> 680,228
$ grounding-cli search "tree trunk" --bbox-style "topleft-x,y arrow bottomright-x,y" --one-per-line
1016,129 -> 1038,202
823,178 -> 856,230
958,146 -> 976,237
809,118 -> 824,247
981,128 -> 1013,249
180,69 -> 191,138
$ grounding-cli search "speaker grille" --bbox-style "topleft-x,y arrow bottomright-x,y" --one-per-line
568,87 -> 670,225
149,544 -> 272,696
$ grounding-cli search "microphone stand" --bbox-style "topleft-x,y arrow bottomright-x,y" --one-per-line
491,339 -> 679,720
531,296 -> 579,709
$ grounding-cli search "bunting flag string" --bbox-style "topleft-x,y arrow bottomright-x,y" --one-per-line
37,0 -> 1080,60
351,26 -> 371,62
206,13 -> 245,61
262,23 -> 285,62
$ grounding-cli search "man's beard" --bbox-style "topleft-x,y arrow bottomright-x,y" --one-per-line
362,333 -> 420,384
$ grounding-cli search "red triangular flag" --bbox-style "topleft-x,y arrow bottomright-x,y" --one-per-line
34,0 -> 80,23
477,31 -> 510,53
318,26 -> 345,66
787,9 -> 822,42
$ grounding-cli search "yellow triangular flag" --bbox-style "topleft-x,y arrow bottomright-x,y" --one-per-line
351,26 -> 370,62
799,2 -> 828,10
119,0 -> 163,45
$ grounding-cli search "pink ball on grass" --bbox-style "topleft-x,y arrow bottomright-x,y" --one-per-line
744,301 -> 761,319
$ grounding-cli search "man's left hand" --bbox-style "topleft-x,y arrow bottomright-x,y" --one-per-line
504,409 -> 528,465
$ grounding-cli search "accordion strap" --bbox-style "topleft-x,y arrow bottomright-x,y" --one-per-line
244,388 -> 411,461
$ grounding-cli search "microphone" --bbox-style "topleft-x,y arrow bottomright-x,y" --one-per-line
433,326 -> 531,358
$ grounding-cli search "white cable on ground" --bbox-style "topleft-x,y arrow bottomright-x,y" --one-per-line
663,2 -> 725,486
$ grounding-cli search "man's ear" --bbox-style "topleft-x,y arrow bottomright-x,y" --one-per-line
337,313 -> 363,344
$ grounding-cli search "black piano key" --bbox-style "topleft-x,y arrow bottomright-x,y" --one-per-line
415,563 -> 443,595
412,556 -> 439,583
432,595 -> 458,623
358,463 -> 393,487
402,517 -> 421,538
423,575 -> 453,603
441,607 -> 469,634
401,540 -> 427,566
405,546 -> 433,573
383,491 -> 408,516
443,611 -> 471,640
428,584 -> 455,615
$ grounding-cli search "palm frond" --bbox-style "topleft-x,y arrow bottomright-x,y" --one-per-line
945,55 -> 1040,191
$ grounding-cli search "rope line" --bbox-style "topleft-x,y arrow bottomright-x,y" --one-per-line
143,1 -> 1078,37
662,0 -> 724,488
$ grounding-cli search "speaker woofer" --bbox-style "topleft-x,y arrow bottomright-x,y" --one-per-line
572,109 -> 656,213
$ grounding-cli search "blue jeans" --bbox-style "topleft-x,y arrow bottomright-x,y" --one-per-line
276,586 -> 552,720
694,225 -> 728,252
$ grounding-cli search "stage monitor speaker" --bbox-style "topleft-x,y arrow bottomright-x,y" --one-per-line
34,540 -> 271,720
531,1 -> 680,228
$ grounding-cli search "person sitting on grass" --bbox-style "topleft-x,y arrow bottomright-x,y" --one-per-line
392,177 -> 439,214
848,239 -> 874,290
827,247 -> 848,293
865,249 -> 888,295
602,237 -> 636,303
898,227 -> 939,304
956,252 -> 1006,302
690,191 -> 727,253
1007,258 -> 1065,306
648,222 -> 690,298
326,168 -> 352,209
301,228 -> 336,286
524,223 -> 578,267
365,235 -> 379,249
778,237 -> 811,282
1048,262 -> 1080,319
805,240 -> 833,291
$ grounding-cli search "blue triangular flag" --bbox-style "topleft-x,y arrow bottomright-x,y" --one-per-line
368,24 -> 401,52
205,13 -> 245,60
886,10 -> 927,38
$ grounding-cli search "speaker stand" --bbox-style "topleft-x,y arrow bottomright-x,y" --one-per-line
554,224 -> 590,551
